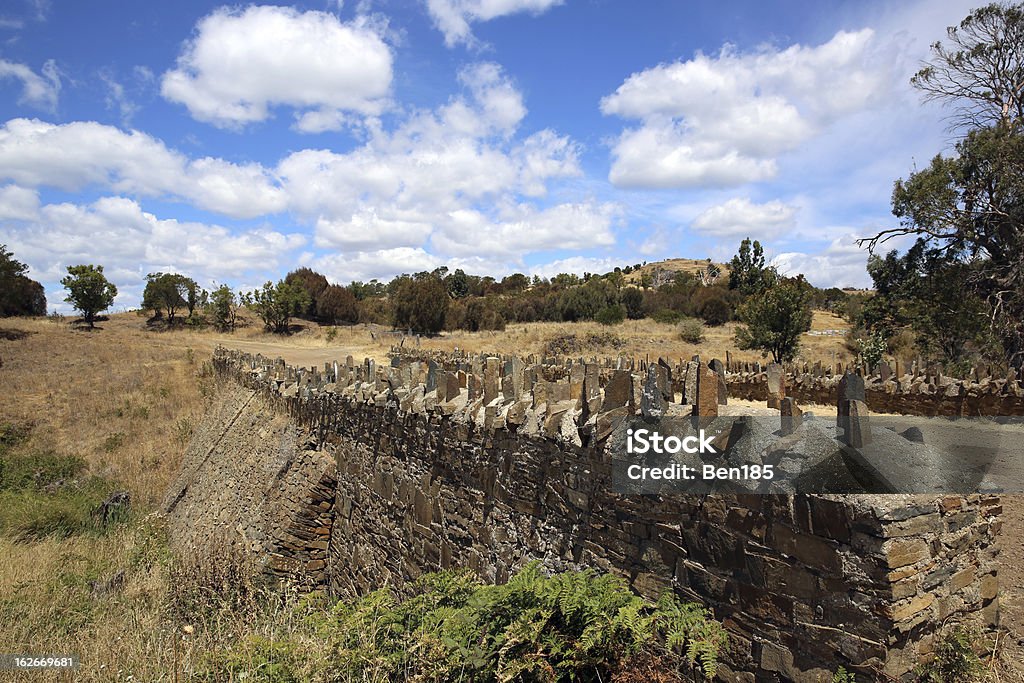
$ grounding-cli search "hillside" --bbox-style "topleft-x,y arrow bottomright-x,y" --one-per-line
622,257 -> 731,287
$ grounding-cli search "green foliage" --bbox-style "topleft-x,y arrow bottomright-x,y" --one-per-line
858,331 -> 888,370
914,626 -> 985,682
202,562 -> 726,682
316,284 -> 359,325
143,272 -> 198,324
207,283 -> 240,332
390,272 -> 449,335
862,245 -> 996,365
0,244 -> 46,316
735,278 -> 813,363
595,304 -> 626,326
728,238 -> 770,296
832,666 -> 857,683
285,267 -> 329,320
242,280 -> 310,334
679,318 -> 705,344
620,287 -> 645,320
697,294 -> 732,326
0,425 -> 119,540
652,308 -> 682,325
60,264 -> 117,328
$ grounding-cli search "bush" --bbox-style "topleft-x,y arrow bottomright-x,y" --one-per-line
699,295 -> 732,326
652,308 -> 682,324
596,304 -> 627,326
679,318 -> 705,344
242,280 -> 310,334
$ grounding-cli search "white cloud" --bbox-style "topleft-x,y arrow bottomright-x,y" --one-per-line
161,5 -> 393,130
691,197 -> 797,238
311,247 -> 442,282
601,29 -> 892,188
0,59 -> 60,111
100,70 -> 138,126
0,118 -> 287,218
431,202 -> 617,257
771,234 -> 872,288
529,256 -> 623,279
425,0 -> 563,47
0,183 -> 38,220
7,195 -> 307,312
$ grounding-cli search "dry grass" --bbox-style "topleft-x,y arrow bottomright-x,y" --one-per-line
202,310 -> 854,369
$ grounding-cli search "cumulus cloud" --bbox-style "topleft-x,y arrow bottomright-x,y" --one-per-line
691,197 -> 797,239
1,59 -> 612,290
771,234 -> 872,288
528,256 -> 624,280
0,183 -> 38,220
161,5 -> 393,131
431,202 -> 617,257
425,0 -> 563,47
281,62 -> 598,263
601,29 -> 892,188
6,195 -> 307,312
0,118 -> 288,218
311,247 -> 442,282
0,59 -> 60,111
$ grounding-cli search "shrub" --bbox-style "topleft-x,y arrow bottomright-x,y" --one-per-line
242,280 -> 310,334
201,563 -> 726,681
699,295 -> 732,326
596,304 -> 627,326
652,308 -> 682,325
679,318 -> 705,344
915,626 -> 985,682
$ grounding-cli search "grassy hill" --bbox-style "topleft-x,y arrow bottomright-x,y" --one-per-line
622,257 -> 731,287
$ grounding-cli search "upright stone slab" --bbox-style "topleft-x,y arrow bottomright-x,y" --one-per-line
836,372 -> 866,433
780,397 -> 802,436
510,357 -> 524,399
845,399 -> 871,447
483,357 -> 500,404
601,370 -> 633,411
694,363 -> 719,417
709,358 -> 728,405
641,365 -> 667,421
766,362 -> 785,409
683,361 -> 699,405
445,372 -> 461,402
425,361 -> 438,393
569,363 -> 585,401
878,362 -> 892,382
580,363 -> 601,422
653,362 -> 672,402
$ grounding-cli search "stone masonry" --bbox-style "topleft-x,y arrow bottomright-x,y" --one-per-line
169,347 -> 1005,681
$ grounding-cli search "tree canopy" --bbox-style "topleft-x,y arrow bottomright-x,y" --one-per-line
734,278 -> 813,363
61,264 -> 117,328
0,244 -> 46,317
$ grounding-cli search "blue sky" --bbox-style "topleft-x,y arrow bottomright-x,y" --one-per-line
0,0 -> 981,311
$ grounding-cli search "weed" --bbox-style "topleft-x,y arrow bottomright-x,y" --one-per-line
915,626 -> 985,682
103,432 -> 125,453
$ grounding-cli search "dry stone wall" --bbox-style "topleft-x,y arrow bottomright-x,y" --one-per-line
182,347 -> 1004,681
